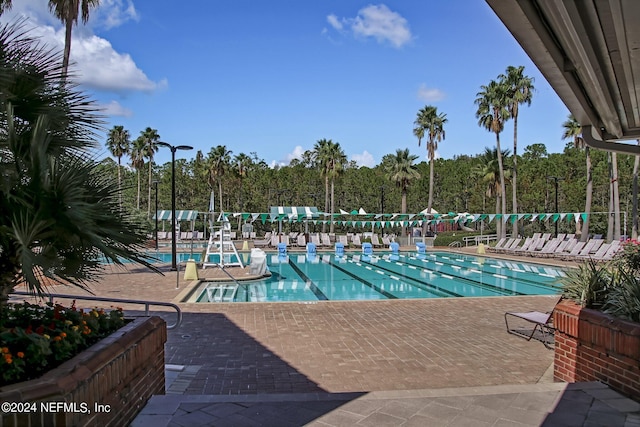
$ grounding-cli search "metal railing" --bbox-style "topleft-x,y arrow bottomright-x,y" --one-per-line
11,291 -> 182,329
462,234 -> 499,246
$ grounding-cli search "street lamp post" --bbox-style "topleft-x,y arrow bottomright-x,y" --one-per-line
157,142 -> 193,271
547,176 -> 564,237
153,180 -> 159,251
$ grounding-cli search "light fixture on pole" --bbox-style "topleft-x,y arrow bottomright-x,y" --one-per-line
153,179 -> 159,251
547,176 -> 564,237
157,141 -> 193,271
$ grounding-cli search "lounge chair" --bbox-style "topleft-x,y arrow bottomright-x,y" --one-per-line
321,233 -> 332,247
505,306 -> 556,349
487,237 -> 508,253
310,234 -> 322,247
296,234 -> 307,247
531,238 -> 565,258
371,234 -> 383,248
575,238 -> 604,258
577,241 -> 612,260
556,240 -> 586,260
597,240 -> 622,261
497,238 -> 521,253
252,232 -> 272,248
528,238 -> 561,257
504,237 -> 532,254
352,234 -> 363,248
338,235 -> 349,246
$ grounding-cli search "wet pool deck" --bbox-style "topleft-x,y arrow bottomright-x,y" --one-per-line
17,247 -> 640,426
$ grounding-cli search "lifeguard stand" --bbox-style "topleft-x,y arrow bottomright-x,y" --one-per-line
202,212 -> 244,269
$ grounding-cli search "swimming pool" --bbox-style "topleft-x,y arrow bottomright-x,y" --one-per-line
189,251 -> 565,303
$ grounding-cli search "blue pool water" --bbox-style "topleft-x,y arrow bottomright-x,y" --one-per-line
190,251 -> 565,303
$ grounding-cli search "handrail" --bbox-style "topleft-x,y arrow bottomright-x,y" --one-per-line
10,291 -> 182,329
462,234 -> 499,246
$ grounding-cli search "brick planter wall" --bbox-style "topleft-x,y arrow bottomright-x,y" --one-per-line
0,316 -> 167,427
554,300 -> 640,399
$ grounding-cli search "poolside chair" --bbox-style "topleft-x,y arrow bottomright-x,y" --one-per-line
531,238 -> 565,258
505,303 -> 558,349
596,240 -> 622,261
528,238 -> 561,257
371,234 -> 383,248
296,234 -> 307,247
487,237 -> 508,253
252,232 -> 272,248
576,239 -> 604,258
310,234 -> 321,247
512,237 -> 540,255
321,233 -> 332,247
556,240 -> 586,260
338,235 -> 349,247
499,238 -> 522,253
577,241 -> 612,260
352,234 -> 363,248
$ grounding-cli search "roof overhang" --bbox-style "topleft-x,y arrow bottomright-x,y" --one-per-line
486,0 -> 640,154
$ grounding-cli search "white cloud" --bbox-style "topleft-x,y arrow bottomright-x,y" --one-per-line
351,151 -> 375,167
74,34 -> 166,92
284,145 -> 305,163
326,14 -> 343,31
417,84 -> 446,102
0,0 -> 163,94
100,100 -> 133,117
92,0 -> 139,30
326,4 -> 412,49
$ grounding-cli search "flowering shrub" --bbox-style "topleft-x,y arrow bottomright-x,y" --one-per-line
0,301 -> 126,386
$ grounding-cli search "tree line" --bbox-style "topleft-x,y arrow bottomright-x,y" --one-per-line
104,64 -> 639,241
103,127 -> 639,242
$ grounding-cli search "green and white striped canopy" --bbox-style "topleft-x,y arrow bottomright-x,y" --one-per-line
269,206 -> 319,220
153,210 -> 199,221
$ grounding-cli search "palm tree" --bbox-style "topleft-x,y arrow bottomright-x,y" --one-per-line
48,0 -> 100,77
0,0 -> 11,15
413,105 -> 447,218
0,22 -> 156,311
105,125 -> 130,209
130,138 -> 146,210
500,65 -> 534,237
206,145 -> 232,213
233,153 -> 253,212
475,80 -> 510,238
312,139 -> 346,233
383,149 -> 420,236
475,147 -> 511,238
562,115 -> 592,241
135,127 -> 160,217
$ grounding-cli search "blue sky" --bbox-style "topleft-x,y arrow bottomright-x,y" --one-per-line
3,1 -> 570,167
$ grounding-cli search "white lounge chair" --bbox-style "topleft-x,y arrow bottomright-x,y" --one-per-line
252,232 -> 272,248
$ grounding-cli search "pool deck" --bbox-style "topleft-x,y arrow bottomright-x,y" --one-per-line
19,247 -> 640,426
